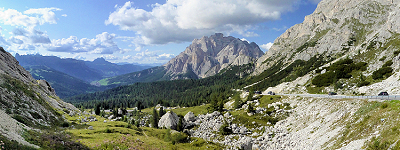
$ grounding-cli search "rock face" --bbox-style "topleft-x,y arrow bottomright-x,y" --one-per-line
254,0 -> 400,77
164,33 -> 264,79
0,47 -> 79,147
158,111 -> 179,130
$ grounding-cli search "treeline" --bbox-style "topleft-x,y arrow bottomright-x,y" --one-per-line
66,64 -> 253,109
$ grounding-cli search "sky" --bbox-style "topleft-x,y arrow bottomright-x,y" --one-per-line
0,0 -> 320,64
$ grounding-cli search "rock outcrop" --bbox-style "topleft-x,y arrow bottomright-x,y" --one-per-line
158,111 -> 180,130
164,33 -> 264,79
0,47 -> 79,147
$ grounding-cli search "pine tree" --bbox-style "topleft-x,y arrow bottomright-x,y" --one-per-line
151,108 -> 159,128
159,107 -> 165,117
233,94 -> 242,109
177,116 -> 183,131
94,103 -> 101,115
247,91 -> 253,102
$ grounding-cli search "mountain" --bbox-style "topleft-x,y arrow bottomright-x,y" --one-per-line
24,65 -> 106,98
99,33 -> 264,86
251,0 -> 400,95
15,54 -> 153,82
164,33 -> 264,79
0,47 -> 79,148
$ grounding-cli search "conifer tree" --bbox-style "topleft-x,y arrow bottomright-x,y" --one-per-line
151,108 -> 159,128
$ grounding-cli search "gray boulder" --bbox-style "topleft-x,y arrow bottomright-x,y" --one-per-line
158,111 -> 179,130
184,111 -> 196,122
88,126 -> 93,130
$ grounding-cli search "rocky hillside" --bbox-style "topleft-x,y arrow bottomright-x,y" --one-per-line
251,0 -> 400,95
0,47 -> 79,147
165,33 -> 264,79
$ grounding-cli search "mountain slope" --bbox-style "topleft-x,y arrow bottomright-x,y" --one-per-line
0,47 -> 79,147
25,65 -> 106,98
250,0 -> 400,95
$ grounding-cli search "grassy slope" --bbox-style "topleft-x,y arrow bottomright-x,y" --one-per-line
65,113 -> 223,150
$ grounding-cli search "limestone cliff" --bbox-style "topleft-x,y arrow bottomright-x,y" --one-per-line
255,0 -> 400,76
164,33 -> 264,79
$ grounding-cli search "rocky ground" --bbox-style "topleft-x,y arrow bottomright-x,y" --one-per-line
180,96 -> 375,150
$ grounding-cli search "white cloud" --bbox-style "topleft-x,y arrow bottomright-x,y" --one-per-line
46,32 -> 121,54
105,0 -> 300,46
23,7 -> 61,25
11,28 -> 51,44
0,7 -> 61,27
122,50 -> 174,62
260,42 -> 274,51
62,14 -> 67,17
100,55 -> 118,60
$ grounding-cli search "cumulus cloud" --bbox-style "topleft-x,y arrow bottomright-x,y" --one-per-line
46,32 -> 121,54
0,7 -> 61,27
11,28 -> 51,44
105,0 -> 301,46
122,50 -> 175,62
260,42 -> 274,51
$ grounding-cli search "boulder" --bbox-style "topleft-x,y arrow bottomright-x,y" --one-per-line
184,111 -> 196,122
158,111 -> 180,130
88,126 -> 93,130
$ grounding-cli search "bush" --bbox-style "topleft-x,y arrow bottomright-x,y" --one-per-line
357,81 -> 370,87
379,56 -> 386,61
219,121 -> 232,135
394,50 -> 400,56
312,71 -> 336,87
383,60 -> 393,67
171,133 -> 188,145
61,122 -> 70,127
104,127 -> 112,133
381,103 -> 389,109
372,67 -> 393,80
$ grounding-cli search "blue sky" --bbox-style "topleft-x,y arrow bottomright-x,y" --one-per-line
0,0 -> 320,64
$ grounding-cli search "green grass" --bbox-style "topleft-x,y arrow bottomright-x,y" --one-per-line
142,104 -> 210,116
66,113 -> 223,149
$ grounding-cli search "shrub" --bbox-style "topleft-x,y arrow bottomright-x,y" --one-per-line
372,67 -> 393,80
382,60 -> 393,67
219,121 -> 232,135
394,50 -> 400,56
381,103 -> 389,109
104,127 -> 112,133
171,133 -> 188,145
61,122 -> 70,127
357,81 -> 370,87
379,56 -> 386,61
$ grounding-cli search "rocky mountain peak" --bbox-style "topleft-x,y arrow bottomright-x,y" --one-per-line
164,33 -> 264,79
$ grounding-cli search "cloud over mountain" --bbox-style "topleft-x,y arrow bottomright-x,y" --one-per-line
105,0 -> 303,46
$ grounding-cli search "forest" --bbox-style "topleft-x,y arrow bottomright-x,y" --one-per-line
66,64 -> 254,110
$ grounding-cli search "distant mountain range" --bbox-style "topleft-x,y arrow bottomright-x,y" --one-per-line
15,54 -> 154,98
15,54 -> 153,82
